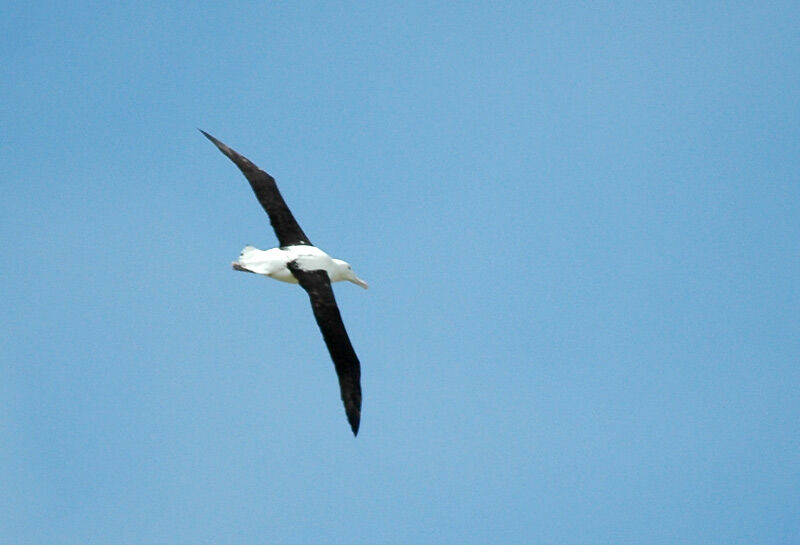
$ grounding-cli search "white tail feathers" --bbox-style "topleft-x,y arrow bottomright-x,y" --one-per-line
231,245 -> 294,279
239,245 -> 257,257
231,245 -> 259,273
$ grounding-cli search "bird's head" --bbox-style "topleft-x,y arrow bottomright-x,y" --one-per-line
332,259 -> 368,289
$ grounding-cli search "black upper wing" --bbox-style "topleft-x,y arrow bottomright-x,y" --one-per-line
287,262 -> 362,436
201,130 -> 312,247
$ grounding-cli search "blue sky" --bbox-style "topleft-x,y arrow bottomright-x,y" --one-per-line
2,2 -> 799,543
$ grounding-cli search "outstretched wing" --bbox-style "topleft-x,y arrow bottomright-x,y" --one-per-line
201,130 -> 312,247
287,262 -> 362,436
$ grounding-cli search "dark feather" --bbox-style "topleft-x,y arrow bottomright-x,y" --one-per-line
288,262 -> 362,436
200,130 -> 312,247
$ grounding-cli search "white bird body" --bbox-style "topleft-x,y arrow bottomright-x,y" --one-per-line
234,244 -> 368,289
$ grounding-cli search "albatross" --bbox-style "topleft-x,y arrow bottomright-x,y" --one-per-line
201,130 -> 367,436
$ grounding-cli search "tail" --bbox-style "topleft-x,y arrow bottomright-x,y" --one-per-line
231,245 -> 258,273
232,262 -> 254,273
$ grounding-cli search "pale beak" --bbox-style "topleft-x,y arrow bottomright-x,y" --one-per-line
351,276 -> 369,289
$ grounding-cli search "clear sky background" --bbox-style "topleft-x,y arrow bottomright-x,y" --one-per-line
2,2 -> 799,544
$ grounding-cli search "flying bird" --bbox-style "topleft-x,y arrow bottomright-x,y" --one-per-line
201,130 -> 367,436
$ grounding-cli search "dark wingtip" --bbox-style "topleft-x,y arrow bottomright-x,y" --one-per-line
198,129 -> 225,150
199,130 -> 257,172
344,391 -> 361,437
344,390 -> 361,436
349,417 -> 360,437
